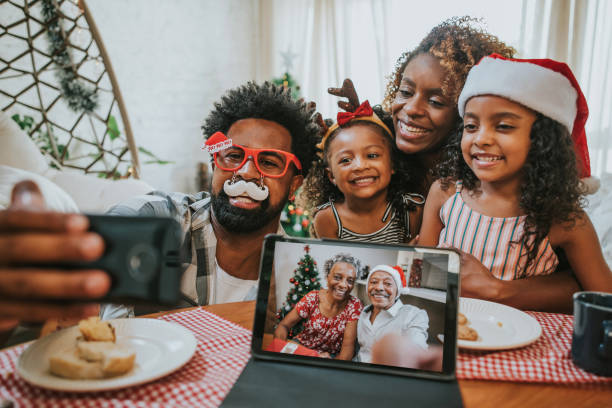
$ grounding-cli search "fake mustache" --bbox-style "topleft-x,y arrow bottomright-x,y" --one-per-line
223,179 -> 269,201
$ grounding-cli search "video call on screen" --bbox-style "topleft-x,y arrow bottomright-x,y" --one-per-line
260,241 -> 458,372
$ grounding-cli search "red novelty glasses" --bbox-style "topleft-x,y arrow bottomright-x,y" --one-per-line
205,132 -> 302,178
215,145 -> 302,178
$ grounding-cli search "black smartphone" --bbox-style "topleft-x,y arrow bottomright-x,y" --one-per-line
63,215 -> 184,306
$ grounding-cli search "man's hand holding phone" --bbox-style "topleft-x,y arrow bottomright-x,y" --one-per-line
0,181 -> 110,332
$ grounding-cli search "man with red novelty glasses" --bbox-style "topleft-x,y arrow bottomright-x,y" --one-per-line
0,82 -> 320,339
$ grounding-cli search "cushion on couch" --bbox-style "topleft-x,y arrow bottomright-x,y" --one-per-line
0,111 -> 48,175
47,169 -> 154,213
0,165 -> 79,212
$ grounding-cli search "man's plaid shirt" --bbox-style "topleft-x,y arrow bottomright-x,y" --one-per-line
105,190 -> 284,308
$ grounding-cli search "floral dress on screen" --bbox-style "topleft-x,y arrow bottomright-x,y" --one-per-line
294,290 -> 363,355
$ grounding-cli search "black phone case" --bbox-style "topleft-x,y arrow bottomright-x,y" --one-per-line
222,358 -> 463,407
57,215 -> 184,306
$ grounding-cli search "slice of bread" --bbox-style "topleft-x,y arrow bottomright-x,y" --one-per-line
76,339 -> 115,362
49,319 -> 135,379
49,350 -> 105,379
78,317 -> 116,342
50,345 -> 136,379
102,348 -> 136,376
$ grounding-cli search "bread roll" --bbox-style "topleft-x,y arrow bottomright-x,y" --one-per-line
102,348 -> 136,376
76,339 -> 115,362
49,350 -> 105,379
458,324 -> 478,341
78,317 -> 116,342
49,319 -> 135,379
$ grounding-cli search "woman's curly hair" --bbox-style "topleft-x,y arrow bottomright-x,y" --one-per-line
437,115 -> 585,270
323,253 -> 362,277
201,81 -> 320,176
382,16 -> 517,111
300,105 -> 419,235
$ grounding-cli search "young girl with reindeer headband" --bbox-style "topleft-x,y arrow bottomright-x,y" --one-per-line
419,54 -> 612,307
302,81 -> 424,243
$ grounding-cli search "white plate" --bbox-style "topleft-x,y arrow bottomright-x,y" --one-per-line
452,298 -> 542,350
17,318 -> 197,392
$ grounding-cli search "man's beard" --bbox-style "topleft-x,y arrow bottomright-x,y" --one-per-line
211,189 -> 286,233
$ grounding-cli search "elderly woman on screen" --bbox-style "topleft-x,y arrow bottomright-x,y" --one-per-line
357,265 -> 429,363
274,253 -> 363,360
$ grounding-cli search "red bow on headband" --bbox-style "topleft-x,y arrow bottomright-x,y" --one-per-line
337,100 -> 373,126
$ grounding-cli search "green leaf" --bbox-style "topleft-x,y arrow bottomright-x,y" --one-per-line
57,144 -> 69,160
10,114 -> 34,131
107,115 -> 120,140
138,147 -> 173,165
138,146 -> 155,157
143,159 -> 173,165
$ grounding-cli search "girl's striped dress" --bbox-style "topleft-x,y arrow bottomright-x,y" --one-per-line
438,182 -> 558,280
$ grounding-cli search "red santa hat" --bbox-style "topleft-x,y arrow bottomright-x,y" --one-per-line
367,265 -> 409,297
458,54 -> 599,194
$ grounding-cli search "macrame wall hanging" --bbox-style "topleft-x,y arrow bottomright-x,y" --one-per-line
0,0 -> 147,179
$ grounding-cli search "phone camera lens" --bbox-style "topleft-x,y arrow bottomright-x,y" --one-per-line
127,244 -> 158,282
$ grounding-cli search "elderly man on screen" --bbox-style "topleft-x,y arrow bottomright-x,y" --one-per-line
357,265 -> 429,363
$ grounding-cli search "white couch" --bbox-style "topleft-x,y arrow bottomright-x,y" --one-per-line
0,110 -> 153,213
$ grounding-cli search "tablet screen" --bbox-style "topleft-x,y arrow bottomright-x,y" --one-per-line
252,236 -> 460,380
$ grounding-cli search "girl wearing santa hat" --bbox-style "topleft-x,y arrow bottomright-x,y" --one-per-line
419,54 -> 612,311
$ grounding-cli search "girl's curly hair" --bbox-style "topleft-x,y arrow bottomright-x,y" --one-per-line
383,16 -> 517,111
437,115 -> 585,270
202,81 -> 320,176
300,105 -> 419,236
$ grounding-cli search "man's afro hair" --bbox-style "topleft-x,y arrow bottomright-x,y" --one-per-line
202,81 -> 320,176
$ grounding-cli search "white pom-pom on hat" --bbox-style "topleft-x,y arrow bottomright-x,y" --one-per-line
367,264 -> 410,297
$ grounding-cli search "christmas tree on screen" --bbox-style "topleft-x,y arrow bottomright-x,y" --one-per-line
276,245 -> 321,337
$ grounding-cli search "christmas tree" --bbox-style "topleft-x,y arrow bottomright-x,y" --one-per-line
271,51 -> 310,237
271,48 -> 301,100
276,245 -> 321,337
271,72 -> 301,100
280,200 -> 310,237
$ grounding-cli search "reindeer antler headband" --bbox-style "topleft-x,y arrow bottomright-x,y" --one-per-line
316,79 -> 393,157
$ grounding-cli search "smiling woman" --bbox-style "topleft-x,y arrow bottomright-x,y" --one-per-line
383,17 -> 517,196
274,253 -> 363,360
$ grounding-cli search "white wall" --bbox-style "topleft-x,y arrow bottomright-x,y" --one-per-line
87,0 -> 258,193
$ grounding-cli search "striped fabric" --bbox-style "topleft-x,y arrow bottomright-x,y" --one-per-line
106,191 -> 284,306
320,200 -> 408,244
438,182 -> 558,280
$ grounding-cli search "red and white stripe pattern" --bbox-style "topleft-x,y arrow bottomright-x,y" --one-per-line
439,183 -> 558,279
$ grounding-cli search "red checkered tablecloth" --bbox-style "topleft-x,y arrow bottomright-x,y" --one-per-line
0,309 -> 252,407
456,311 -> 612,384
1,310 -> 611,407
